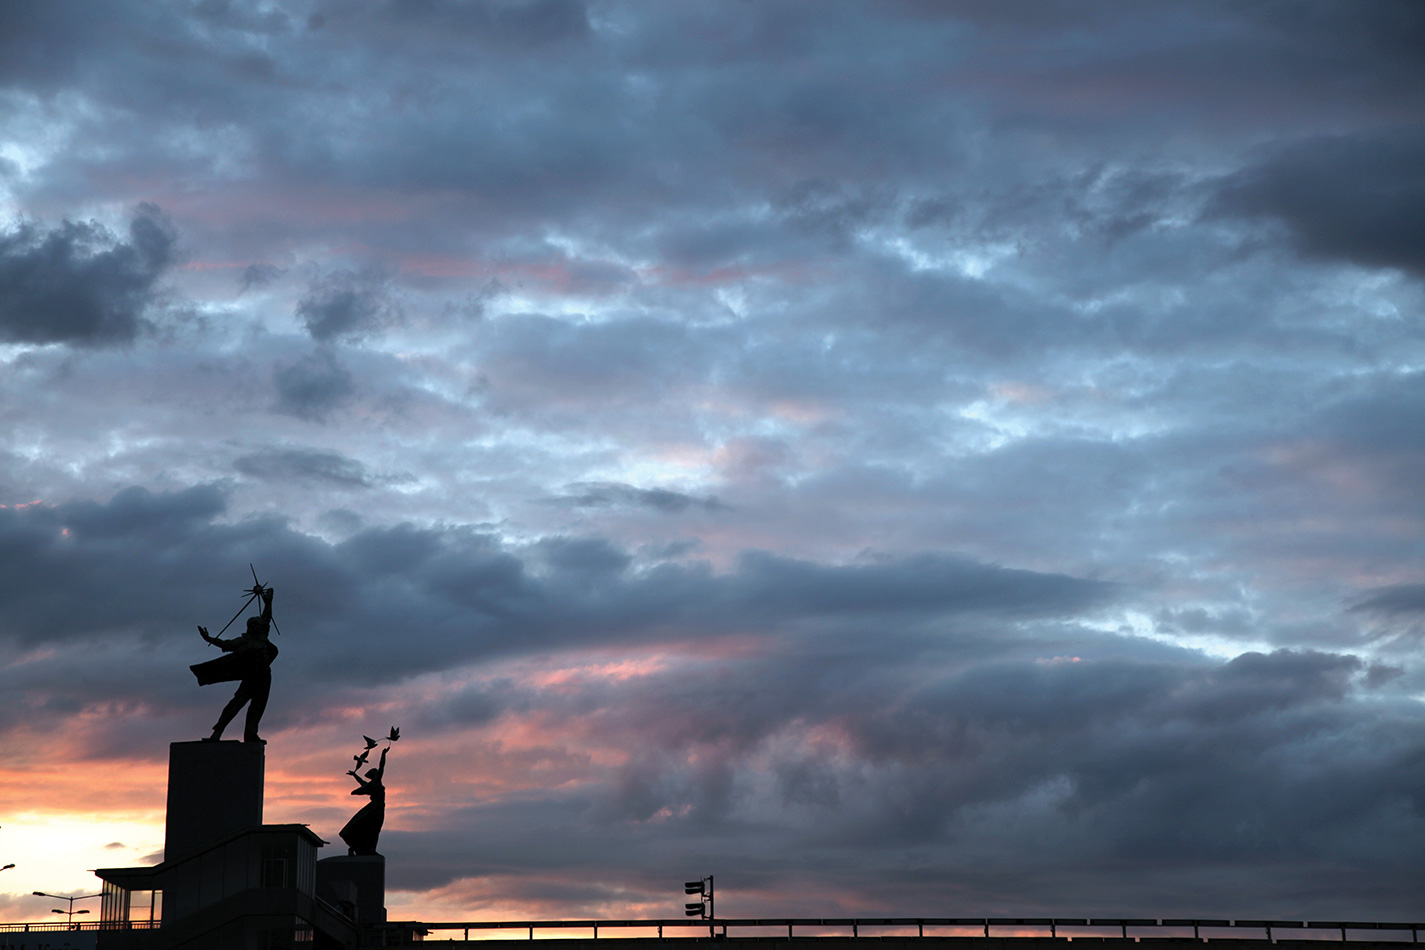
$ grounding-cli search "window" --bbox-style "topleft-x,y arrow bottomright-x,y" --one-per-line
260,850 -> 289,888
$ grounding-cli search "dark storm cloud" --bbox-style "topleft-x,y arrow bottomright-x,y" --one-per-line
733,551 -> 1115,619
554,482 -> 727,514
239,262 -> 284,292
0,485 -> 281,644
0,1 -> 127,88
296,268 -> 400,342
1,1 -> 1415,238
371,0 -> 591,47
272,348 -> 355,421
384,645 -> 1425,917
1353,584 -> 1425,616
1246,0 -> 1425,115
233,446 -> 375,488
0,484 -> 1115,690
1214,129 -> 1425,278
0,205 -> 176,346
926,0 -> 1425,136
411,681 -> 506,730
59,483 -> 227,539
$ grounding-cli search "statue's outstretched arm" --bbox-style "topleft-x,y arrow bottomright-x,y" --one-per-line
198,625 -> 231,649
199,626 -> 238,651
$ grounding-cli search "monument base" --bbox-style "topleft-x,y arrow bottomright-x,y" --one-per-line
317,853 -> 386,924
164,740 -> 264,860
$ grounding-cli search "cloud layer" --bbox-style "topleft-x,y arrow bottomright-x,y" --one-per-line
1,0 -> 1423,924
0,206 -> 175,345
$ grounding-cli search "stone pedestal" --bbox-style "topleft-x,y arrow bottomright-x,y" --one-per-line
316,854 -> 386,924
164,740 -> 264,860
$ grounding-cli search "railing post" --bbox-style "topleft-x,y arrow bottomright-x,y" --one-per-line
920,923 -> 925,938
1051,922 -> 1056,939
790,923 -> 794,938
853,921 -> 858,938
594,923 -> 599,939
985,920 -> 990,938
1122,922 -> 1127,939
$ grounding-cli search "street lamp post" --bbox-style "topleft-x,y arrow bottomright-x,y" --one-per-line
33,891 -> 101,927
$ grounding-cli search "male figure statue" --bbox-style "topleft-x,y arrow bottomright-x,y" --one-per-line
191,586 -> 278,744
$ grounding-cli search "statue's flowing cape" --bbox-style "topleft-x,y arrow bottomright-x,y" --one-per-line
191,641 -> 278,685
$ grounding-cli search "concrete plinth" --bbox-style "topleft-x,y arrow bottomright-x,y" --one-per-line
317,853 -> 386,924
164,740 -> 264,860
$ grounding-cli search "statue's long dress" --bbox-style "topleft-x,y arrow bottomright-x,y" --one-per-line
339,780 -> 386,855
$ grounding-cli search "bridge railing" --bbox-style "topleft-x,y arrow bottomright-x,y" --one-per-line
0,919 -> 160,932
367,918 -> 1425,944
3,916 -> 1420,943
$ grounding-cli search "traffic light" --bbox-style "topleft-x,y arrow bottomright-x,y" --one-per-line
681,875 -> 714,921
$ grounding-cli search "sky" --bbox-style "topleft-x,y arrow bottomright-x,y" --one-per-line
1,0 -> 1425,927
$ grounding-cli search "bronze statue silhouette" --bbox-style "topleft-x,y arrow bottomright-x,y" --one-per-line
340,727 -> 400,855
191,581 -> 278,744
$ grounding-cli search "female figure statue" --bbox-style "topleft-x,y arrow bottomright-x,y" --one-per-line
340,746 -> 388,855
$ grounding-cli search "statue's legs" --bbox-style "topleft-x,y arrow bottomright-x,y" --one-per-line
210,681 -> 252,740
242,669 -> 272,743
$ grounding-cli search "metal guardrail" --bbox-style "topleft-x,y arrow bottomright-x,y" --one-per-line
0,919 -> 159,932
368,918 -> 1425,943
3,916 -> 1421,943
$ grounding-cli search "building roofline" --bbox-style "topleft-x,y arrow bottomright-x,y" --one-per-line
96,823 -> 327,887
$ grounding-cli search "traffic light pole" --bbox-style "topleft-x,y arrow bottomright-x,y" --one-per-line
683,874 -> 715,936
